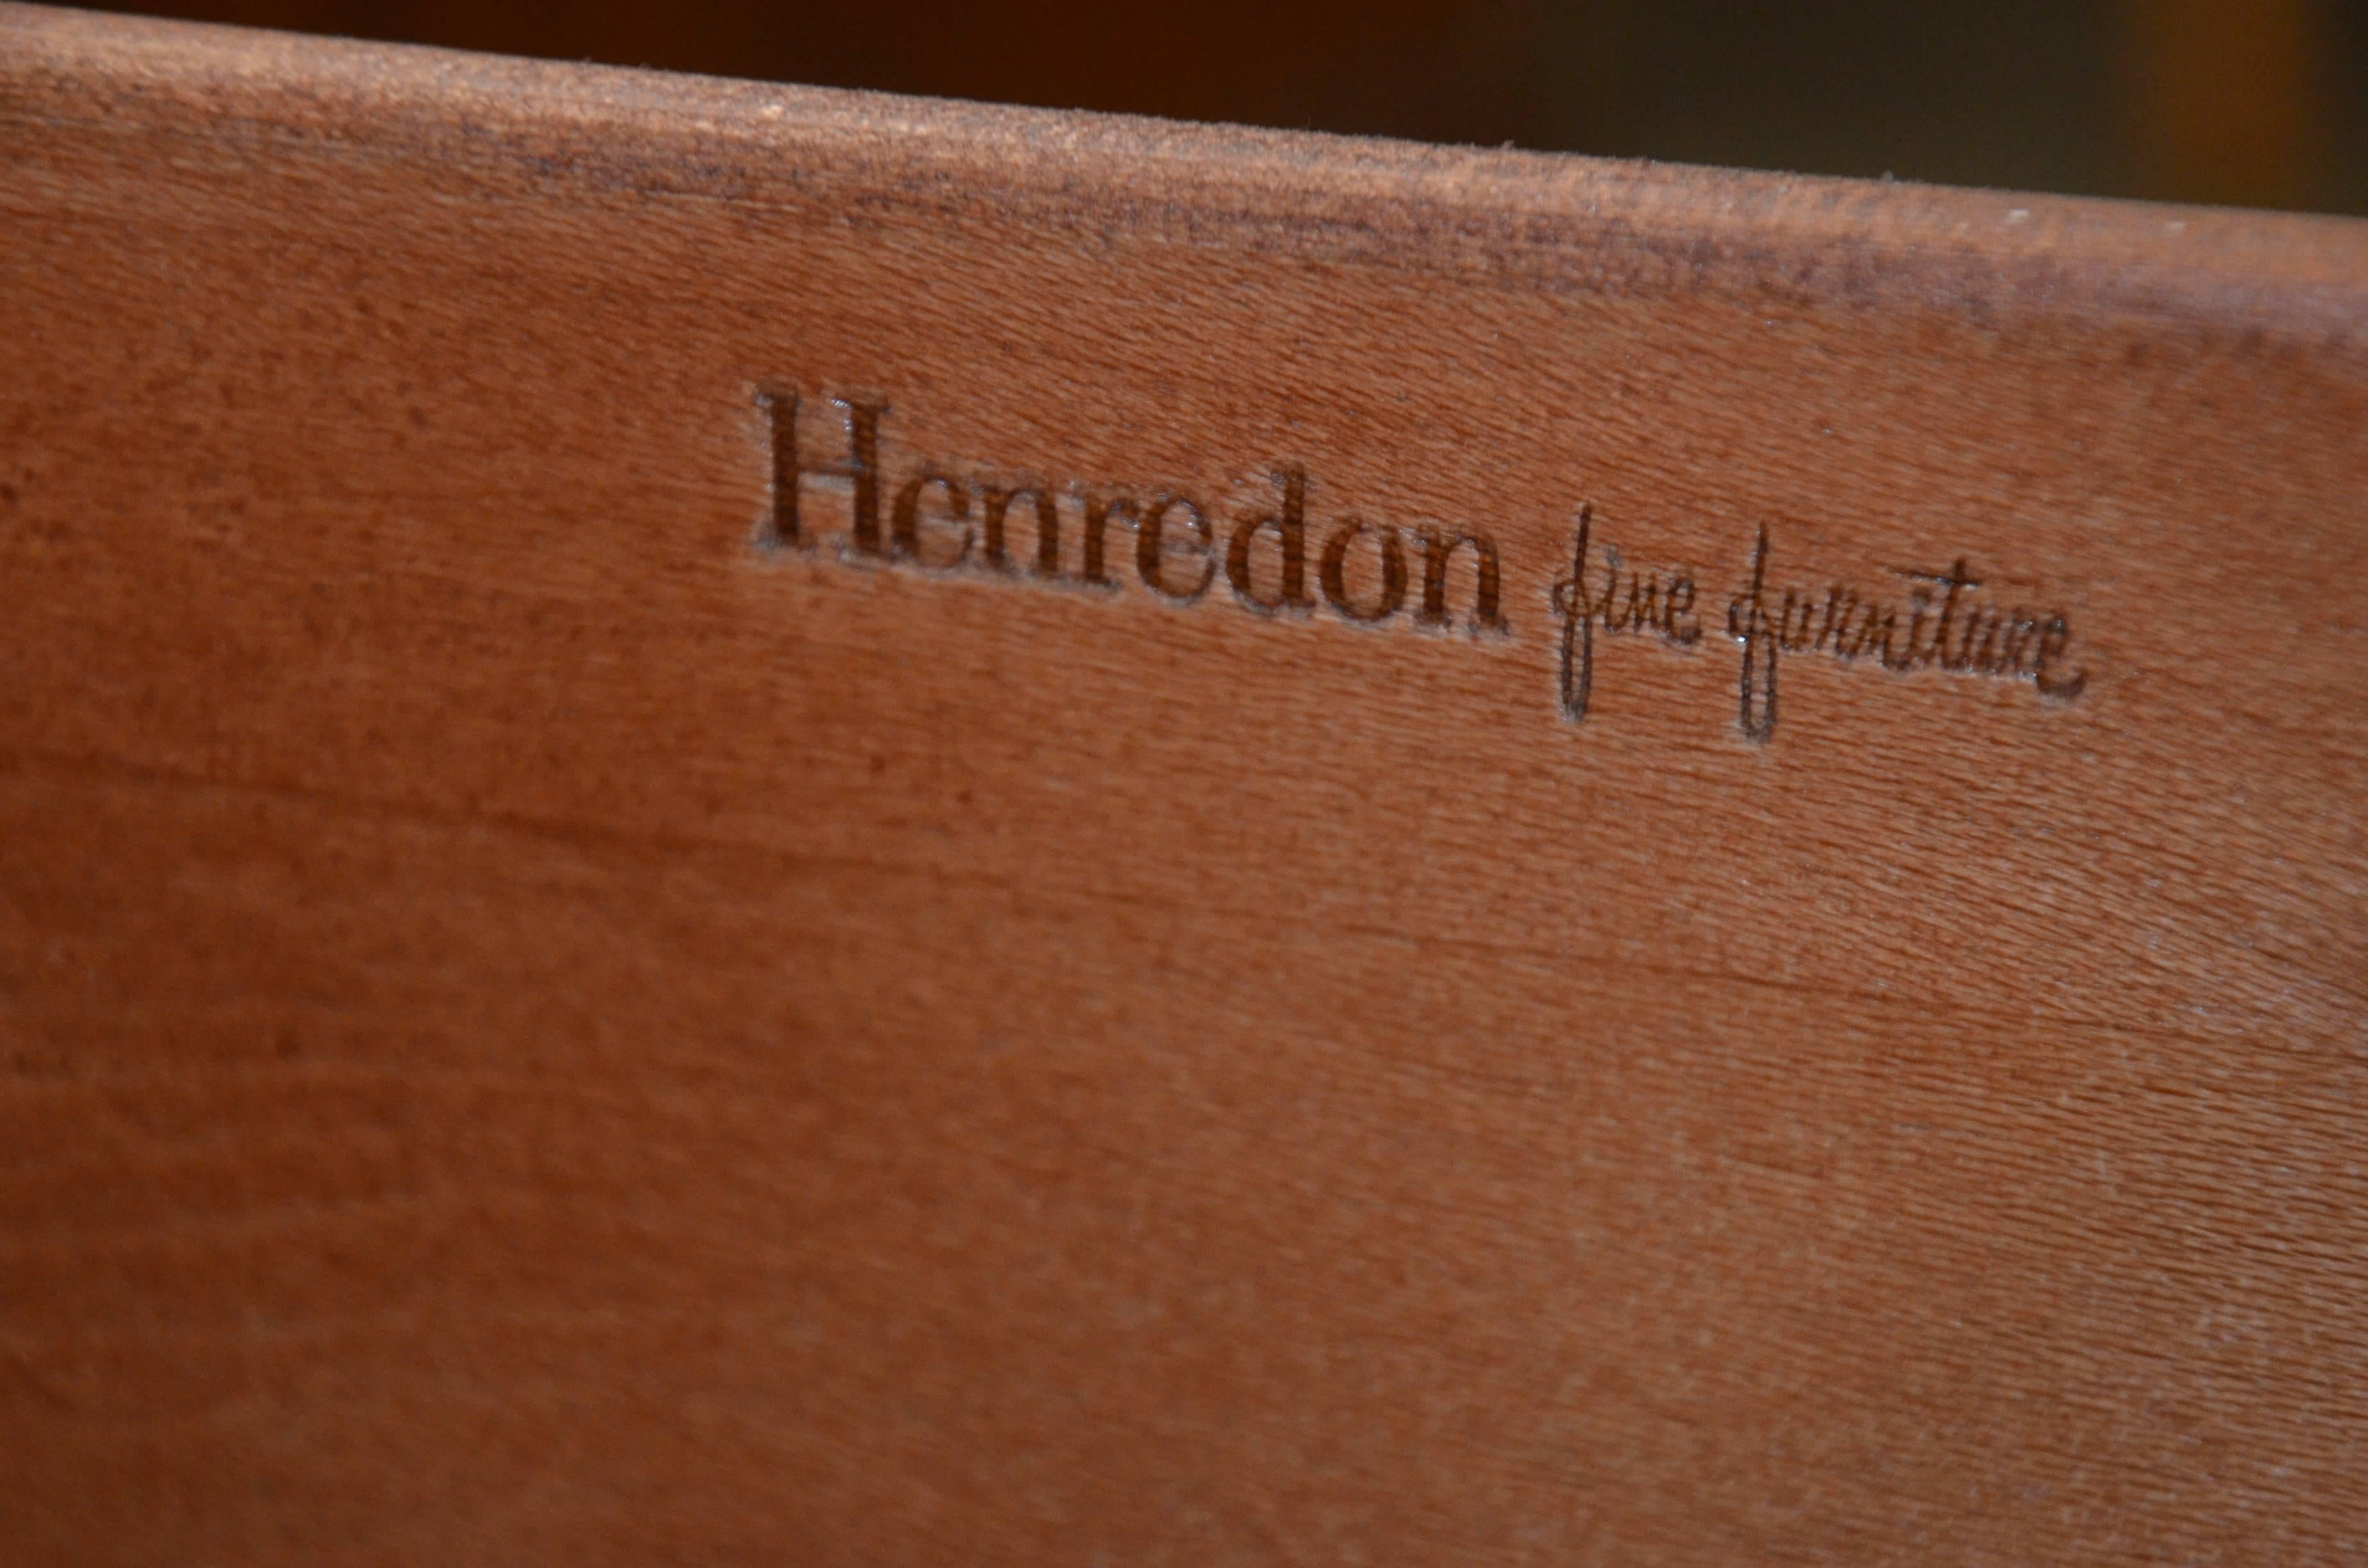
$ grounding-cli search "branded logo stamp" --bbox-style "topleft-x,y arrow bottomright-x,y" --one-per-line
759,388 -> 2089,744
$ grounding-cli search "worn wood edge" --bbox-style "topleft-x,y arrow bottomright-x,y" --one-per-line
5,1 -> 2367,339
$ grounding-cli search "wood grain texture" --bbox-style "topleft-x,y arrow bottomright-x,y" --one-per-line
3,6 -> 2367,1561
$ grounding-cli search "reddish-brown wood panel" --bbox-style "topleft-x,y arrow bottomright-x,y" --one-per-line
3,6 -> 2365,1561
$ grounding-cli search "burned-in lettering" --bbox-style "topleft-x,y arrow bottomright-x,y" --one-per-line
1413,527 -> 1509,635
754,385 -> 2093,742
982,482 -> 1060,578
1078,492 -> 1135,589
1723,527 -> 2089,742
767,392 -> 887,556
891,470 -> 972,568
1228,467 -> 1314,616
1319,519 -> 1407,624
1139,493 -> 1216,603
1552,504 -> 1706,724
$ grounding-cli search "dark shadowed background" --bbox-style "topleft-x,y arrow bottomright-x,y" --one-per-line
78,0 -> 2368,216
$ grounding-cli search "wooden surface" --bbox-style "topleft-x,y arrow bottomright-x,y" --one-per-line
4,6 -> 2368,1561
